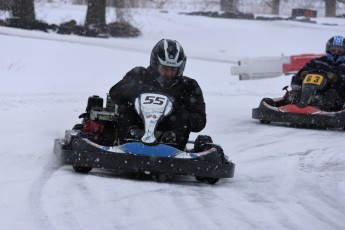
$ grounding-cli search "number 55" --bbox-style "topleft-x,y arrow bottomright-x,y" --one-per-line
143,96 -> 165,105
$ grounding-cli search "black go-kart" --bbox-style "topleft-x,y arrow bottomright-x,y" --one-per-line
252,71 -> 345,129
54,93 -> 235,184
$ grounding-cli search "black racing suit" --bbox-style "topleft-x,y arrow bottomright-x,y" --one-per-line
109,66 -> 206,149
290,56 -> 345,110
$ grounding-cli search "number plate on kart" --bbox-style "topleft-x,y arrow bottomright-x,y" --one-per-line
303,74 -> 324,85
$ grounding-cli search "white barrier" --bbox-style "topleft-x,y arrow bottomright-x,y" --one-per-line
231,56 -> 291,80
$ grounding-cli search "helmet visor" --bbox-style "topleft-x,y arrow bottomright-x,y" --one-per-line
328,46 -> 345,55
158,65 -> 178,78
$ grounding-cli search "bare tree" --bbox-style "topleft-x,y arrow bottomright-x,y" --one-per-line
151,0 -> 171,9
11,0 -> 35,21
0,0 -> 13,10
325,0 -> 337,17
324,0 -> 345,17
85,0 -> 106,27
73,0 -> 87,4
112,0 -> 129,21
271,0 -> 280,15
220,0 -> 238,11
262,0 -> 280,15
202,0 -> 221,10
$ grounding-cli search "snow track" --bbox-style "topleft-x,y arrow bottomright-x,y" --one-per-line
0,4 -> 345,229
29,156 -> 60,230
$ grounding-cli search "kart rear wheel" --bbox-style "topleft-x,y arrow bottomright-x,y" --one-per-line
239,74 -> 249,80
72,123 -> 83,130
207,178 -> 219,185
195,176 -> 205,182
153,173 -> 173,182
195,176 -> 219,184
73,166 -> 92,173
260,120 -> 271,124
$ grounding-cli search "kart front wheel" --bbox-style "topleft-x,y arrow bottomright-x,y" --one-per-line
73,166 -> 92,173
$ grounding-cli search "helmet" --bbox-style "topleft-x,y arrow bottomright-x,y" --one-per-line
326,35 -> 345,65
150,39 -> 187,77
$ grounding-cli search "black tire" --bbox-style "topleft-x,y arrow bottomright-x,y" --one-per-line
239,74 -> 249,80
260,120 -> 271,124
206,178 -> 219,185
194,135 -> 213,152
195,176 -> 205,182
73,166 -> 92,173
71,139 -> 93,173
195,176 -> 219,184
72,124 -> 83,130
261,98 -> 275,106
153,173 -> 173,182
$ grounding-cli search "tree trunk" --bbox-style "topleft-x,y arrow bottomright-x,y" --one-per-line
85,0 -> 106,27
112,0 -> 128,22
220,0 -> 238,12
0,0 -> 13,10
325,0 -> 336,17
113,0 -> 127,8
271,0 -> 280,15
11,0 -> 35,21
107,0 -> 129,7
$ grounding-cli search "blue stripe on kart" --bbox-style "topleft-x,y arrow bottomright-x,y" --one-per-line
120,142 -> 181,157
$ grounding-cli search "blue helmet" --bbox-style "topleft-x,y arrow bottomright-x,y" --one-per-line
326,35 -> 345,65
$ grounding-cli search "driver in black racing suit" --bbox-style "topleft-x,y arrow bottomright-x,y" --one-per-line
109,39 -> 206,150
289,35 -> 345,111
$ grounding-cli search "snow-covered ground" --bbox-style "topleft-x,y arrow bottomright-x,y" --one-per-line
0,3 -> 345,230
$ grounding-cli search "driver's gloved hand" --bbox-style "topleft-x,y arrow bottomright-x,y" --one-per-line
327,72 -> 339,84
160,131 -> 177,144
322,89 -> 341,111
127,126 -> 141,140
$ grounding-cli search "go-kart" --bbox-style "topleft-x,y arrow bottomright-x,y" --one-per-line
252,71 -> 345,129
54,93 -> 235,184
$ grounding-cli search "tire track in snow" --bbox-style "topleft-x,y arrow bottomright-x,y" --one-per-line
295,148 -> 345,230
235,144 -> 345,230
42,168 -> 93,230
155,183 -> 226,230
219,177 -> 296,230
28,153 -> 61,230
72,174 -> 120,229
298,198 -> 344,230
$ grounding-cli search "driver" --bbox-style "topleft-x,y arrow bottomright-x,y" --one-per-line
109,39 -> 206,150
289,35 -> 345,110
